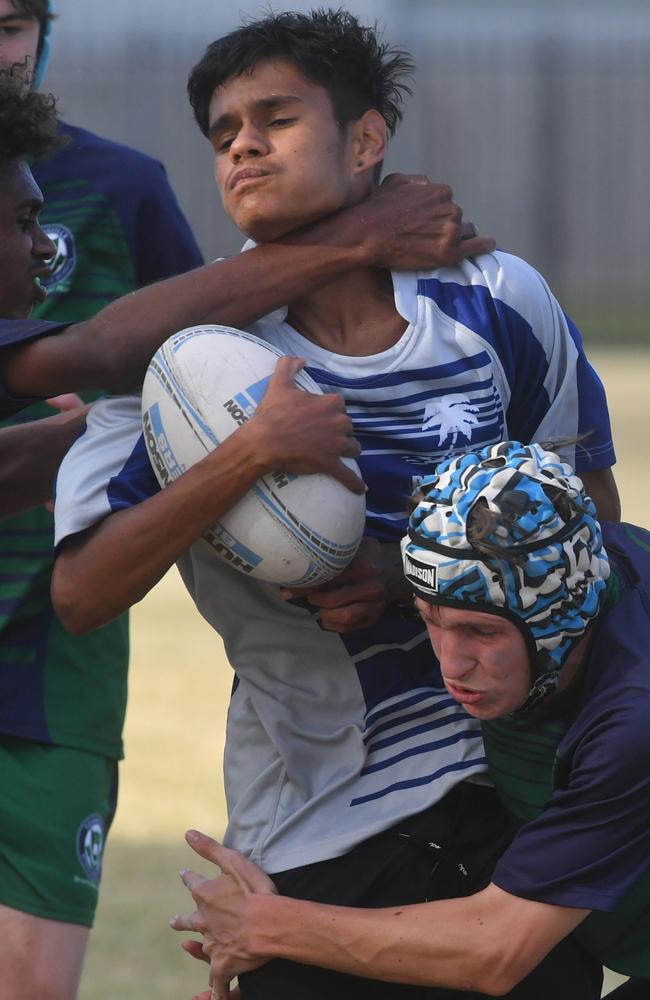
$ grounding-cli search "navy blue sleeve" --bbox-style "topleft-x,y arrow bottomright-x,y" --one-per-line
492,621 -> 650,912
0,320 -> 70,417
133,161 -> 204,287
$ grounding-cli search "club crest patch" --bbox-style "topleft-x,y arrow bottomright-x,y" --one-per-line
41,223 -> 76,288
76,813 -> 105,883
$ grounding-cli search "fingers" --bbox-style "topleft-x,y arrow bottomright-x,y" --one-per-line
319,601 -> 385,632
180,938 -> 210,963
453,234 -> 496,258
332,458 -> 366,495
171,907 -> 203,932
46,392 -> 85,412
381,173 -> 453,200
180,868 -> 209,892
459,221 -> 478,241
185,829 -> 234,870
341,435 -> 362,459
210,970 -> 234,1000
270,355 -> 306,386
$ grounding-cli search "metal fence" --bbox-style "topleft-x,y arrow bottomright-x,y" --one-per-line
45,0 -> 650,337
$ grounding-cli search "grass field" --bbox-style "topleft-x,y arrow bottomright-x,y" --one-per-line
78,349 -> 647,999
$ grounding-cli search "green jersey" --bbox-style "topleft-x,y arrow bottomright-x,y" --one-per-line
0,123 -> 202,757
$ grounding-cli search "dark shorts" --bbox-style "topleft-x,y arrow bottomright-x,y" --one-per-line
0,736 -> 118,927
239,781 -> 603,1000
607,982 -> 650,999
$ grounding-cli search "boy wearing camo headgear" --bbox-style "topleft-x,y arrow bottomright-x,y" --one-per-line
171,441 -> 649,998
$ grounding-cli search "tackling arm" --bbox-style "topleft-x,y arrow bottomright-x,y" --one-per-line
1,176 -> 494,399
171,833 -> 589,998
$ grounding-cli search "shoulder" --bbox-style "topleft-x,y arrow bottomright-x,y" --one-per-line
417,251 -> 565,336
35,122 -> 171,196
570,619 -> 650,788
413,252 -> 574,368
59,123 -> 166,174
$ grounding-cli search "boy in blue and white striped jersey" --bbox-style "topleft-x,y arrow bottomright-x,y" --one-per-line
53,10 -> 619,999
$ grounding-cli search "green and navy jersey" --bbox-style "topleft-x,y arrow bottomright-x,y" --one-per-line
0,123 -> 203,758
54,251 -> 615,872
488,522 -> 650,977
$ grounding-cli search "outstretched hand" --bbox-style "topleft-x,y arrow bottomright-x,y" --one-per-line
356,173 -> 496,271
171,830 -> 277,1000
250,356 -> 365,495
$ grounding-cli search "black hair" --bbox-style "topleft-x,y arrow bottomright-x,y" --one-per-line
188,7 -> 414,139
9,0 -> 53,62
0,68 -> 61,162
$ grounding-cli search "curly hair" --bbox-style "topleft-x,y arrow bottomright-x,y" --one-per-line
0,68 -> 61,162
188,8 -> 414,139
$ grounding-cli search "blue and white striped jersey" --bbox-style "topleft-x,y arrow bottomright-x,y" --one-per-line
54,251 -> 615,873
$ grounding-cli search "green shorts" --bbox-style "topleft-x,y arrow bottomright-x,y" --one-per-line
0,736 -> 118,927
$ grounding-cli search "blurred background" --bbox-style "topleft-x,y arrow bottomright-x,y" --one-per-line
47,0 -> 650,342
40,1 -> 647,996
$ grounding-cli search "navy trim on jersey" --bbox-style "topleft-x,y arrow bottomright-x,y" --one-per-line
107,433 -> 160,512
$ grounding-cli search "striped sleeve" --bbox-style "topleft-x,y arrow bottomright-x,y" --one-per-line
420,252 -> 616,472
54,393 -> 159,546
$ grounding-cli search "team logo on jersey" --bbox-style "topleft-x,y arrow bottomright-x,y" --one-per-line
422,394 -> 481,448
76,813 -> 105,883
42,223 -> 76,288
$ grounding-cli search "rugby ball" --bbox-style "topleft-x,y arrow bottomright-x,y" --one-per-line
141,325 -> 366,587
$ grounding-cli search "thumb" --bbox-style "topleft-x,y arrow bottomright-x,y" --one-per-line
270,355 -> 305,387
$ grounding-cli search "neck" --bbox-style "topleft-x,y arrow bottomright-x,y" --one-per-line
555,633 -> 592,694
285,264 -> 407,356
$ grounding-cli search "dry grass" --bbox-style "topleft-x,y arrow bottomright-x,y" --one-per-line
78,349 -> 646,1000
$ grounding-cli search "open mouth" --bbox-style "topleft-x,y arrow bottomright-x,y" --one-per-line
445,681 -> 485,705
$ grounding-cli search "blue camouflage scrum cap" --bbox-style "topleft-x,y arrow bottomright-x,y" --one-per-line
401,441 -> 610,711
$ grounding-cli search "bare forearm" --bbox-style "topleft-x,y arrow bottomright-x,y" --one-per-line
82,240 -> 368,392
4,176 -> 495,399
0,411 -> 87,518
5,239 -> 367,399
52,423 -> 266,633
244,886 -> 586,996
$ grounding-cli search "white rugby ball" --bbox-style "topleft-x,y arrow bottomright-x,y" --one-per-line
141,325 -> 366,587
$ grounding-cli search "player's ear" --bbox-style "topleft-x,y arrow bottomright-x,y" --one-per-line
350,110 -> 387,175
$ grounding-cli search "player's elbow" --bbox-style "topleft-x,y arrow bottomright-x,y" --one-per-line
478,963 -> 526,996
459,956 -> 523,996
51,587 -> 96,635
51,559 -> 103,635
455,929 -> 540,996
471,942 -> 542,996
